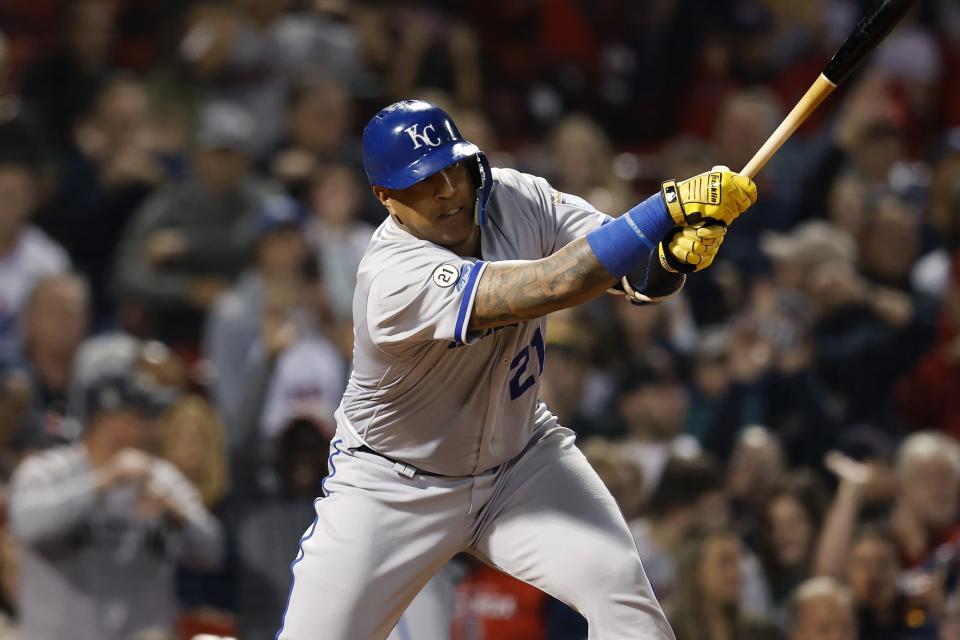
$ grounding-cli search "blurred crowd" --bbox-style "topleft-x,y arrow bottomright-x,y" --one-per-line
0,0 -> 959,638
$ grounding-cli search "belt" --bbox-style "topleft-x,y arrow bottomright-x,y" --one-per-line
355,445 -> 446,479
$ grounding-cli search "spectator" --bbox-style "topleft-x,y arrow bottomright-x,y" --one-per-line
617,362 -> 700,501
609,288 -> 698,374
0,157 -> 69,363
726,426 -> 787,541
816,433 -> 960,578
115,101 -> 270,346
270,76 -> 359,197
628,454 -> 726,608
669,525 -> 782,640
386,5 -> 482,109
7,371 -> 223,640
159,395 -> 229,511
158,394 -> 235,624
691,303 -> 835,469
271,2 -> 372,91
759,472 -> 829,618
858,191 -> 924,291
792,71 -> 903,226
38,75 -> 166,326
898,151 -> 960,435
257,264 -> 346,441
787,576 -> 857,640
546,113 -> 636,214
764,220 -> 936,431
204,194 -> 307,433
220,252 -> 345,485
19,0 -> 117,154
5,273 -> 90,434
845,525 -> 941,640
685,326 -> 735,442
304,163 -> 375,326
234,417 -> 328,638
66,334 -> 186,433
890,433 -> 960,566
179,0 -> 299,157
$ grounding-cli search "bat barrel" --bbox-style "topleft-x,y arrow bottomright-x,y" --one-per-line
822,0 -> 918,85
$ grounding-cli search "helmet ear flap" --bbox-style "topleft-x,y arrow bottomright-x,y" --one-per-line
469,152 -> 492,225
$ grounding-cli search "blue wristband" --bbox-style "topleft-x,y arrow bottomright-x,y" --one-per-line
585,193 -> 674,278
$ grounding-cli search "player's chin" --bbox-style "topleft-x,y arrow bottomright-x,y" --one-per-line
433,207 -> 473,234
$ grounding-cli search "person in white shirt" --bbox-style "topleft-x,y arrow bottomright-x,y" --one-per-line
0,158 -> 69,363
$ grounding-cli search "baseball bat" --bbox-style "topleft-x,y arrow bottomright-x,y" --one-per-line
740,0 -> 918,179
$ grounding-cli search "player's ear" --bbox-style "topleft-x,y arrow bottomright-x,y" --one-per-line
372,185 -> 389,204
372,185 -> 397,215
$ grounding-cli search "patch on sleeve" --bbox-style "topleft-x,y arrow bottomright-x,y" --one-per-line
454,262 -> 475,292
553,189 -> 600,213
432,263 -> 461,288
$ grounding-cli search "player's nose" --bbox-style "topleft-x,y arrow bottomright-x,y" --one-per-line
433,167 -> 457,199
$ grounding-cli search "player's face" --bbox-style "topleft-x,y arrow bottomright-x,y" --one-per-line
374,161 -> 479,255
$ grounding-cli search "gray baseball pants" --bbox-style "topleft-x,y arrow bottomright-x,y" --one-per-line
277,424 -> 675,639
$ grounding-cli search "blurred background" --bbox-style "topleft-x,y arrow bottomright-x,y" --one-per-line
0,0 -> 958,638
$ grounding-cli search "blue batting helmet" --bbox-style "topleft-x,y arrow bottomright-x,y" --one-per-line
362,100 -> 492,225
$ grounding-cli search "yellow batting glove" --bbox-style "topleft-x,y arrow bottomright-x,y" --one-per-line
661,165 -> 757,227
658,224 -> 727,273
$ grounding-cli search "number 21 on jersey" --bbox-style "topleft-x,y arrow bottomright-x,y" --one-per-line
509,326 -> 545,400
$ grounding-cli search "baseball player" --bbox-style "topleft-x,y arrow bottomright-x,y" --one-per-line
277,100 -> 757,639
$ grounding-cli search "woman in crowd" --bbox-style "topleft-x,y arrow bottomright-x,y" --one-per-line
758,472 -> 829,620
669,525 -> 782,640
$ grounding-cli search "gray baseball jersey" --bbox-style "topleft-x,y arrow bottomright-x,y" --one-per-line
338,167 -> 609,476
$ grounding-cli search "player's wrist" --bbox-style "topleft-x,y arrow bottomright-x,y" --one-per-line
585,193 -> 673,278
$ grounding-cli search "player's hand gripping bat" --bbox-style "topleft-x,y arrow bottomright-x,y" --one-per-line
740,0 -> 919,179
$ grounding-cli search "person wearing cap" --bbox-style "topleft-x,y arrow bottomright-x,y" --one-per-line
7,371 -> 224,640
204,193 -> 345,463
114,101 -> 275,346
204,191 -> 309,437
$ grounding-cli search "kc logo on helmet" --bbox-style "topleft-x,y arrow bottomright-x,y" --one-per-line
404,124 -> 441,149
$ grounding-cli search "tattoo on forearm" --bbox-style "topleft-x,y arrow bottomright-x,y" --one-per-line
470,237 -> 616,331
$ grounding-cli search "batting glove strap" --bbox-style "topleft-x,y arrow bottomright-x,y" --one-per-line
660,180 -> 687,226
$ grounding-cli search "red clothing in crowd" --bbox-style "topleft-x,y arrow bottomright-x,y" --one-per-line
897,255 -> 960,439
451,565 -> 548,640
